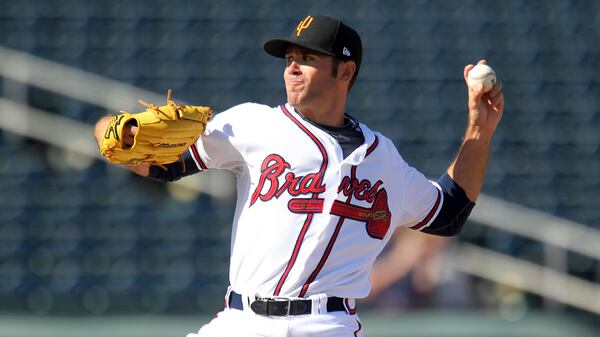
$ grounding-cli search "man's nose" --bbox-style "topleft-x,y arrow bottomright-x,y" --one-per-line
288,62 -> 302,74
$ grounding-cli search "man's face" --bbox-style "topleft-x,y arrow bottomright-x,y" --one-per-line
283,45 -> 339,110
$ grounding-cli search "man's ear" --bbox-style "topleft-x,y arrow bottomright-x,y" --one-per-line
340,61 -> 357,82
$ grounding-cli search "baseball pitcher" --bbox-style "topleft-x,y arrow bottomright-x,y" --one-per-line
94,14 -> 504,337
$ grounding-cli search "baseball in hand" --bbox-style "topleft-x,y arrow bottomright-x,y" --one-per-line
467,64 -> 496,93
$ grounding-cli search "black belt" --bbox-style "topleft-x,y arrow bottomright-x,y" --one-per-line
228,291 -> 347,316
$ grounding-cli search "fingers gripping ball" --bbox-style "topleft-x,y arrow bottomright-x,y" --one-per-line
100,90 -> 212,165
467,64 -> 496,93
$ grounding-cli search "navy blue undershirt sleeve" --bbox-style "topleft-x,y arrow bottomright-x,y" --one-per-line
146,150 -> 200,183
421,173 -> 475,237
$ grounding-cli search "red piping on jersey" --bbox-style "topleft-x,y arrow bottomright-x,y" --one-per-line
366,135 -> 379,156
299,136 -> 379,296
410,187 -> 442,230
273,104 -> 329,296
279,105 -> 329,178
354,320 -> 362,336
189,144 -> 207,170
344,298 -> 358,315
300,215 -> 346,297
298,167 -> 355,297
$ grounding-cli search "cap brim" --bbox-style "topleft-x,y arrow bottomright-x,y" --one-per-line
264,38 -> 337,59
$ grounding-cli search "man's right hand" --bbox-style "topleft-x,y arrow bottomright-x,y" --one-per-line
122,123 -> 138,148
121,123 -> 151,176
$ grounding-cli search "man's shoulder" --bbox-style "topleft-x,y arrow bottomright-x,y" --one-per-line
356,122 -> 394,146
207,103 -> 290,136
224,102 -> 281,114
213,102 -> 278,123
356,123 -> 403,159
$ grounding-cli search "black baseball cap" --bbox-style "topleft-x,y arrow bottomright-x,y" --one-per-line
264,15 -> 362,74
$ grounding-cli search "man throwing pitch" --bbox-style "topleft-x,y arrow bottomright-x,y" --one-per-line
94,15 -> 504,337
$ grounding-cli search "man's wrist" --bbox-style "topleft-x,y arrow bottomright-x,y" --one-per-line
464,124 -> 494,142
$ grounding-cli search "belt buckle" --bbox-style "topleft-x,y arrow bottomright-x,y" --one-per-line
270,296 -> 292,316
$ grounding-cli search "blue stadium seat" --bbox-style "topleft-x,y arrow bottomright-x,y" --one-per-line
87,19 -> 138,50
0,19 -> 37,51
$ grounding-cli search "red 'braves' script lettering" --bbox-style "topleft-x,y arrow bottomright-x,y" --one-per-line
338,171 -> 383,203
250,154 -> 325,206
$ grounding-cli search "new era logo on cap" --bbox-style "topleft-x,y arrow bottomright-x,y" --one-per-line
343,47 -> 351,57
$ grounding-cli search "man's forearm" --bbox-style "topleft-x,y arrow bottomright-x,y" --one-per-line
446,125 -> 493,202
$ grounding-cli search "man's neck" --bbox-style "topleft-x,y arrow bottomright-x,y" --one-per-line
293,101 -> 346,127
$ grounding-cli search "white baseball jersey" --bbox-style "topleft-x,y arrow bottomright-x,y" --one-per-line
188,102 -> 442,299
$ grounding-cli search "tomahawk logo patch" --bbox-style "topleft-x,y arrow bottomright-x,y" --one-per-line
330,170 -> 391,240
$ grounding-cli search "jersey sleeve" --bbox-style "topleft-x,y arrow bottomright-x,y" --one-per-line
400,165 -> 444,231
377,135 -> 444,231
188,103 -> 255,175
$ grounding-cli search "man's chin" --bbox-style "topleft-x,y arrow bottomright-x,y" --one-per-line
286,93 -> 303,107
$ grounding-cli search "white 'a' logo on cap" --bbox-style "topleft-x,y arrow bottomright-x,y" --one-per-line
343,47 -> 351,56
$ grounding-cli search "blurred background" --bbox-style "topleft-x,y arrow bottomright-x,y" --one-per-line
0,0 -> 599,336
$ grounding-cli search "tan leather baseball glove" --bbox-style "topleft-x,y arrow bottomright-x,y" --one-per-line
99,90 -> 212,165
